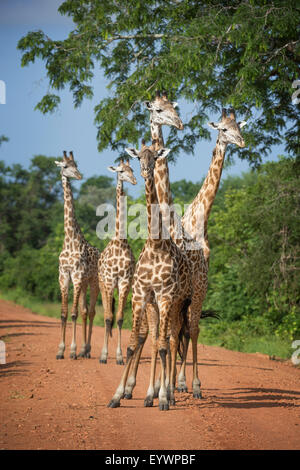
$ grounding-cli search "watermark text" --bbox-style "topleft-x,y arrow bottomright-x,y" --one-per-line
0,80 -> 6,104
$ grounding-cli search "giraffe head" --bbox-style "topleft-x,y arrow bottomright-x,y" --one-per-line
55,151 -> 82,179
208,108 -> 247,148
108,159 -> 137,185
125,141 -> 171,180
144,90 -> 184,130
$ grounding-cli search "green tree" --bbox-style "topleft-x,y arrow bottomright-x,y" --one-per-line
205,156 -> 300,340
18,0 -> 300,164
0,156 -> 62,254
170,179 -> 202,204
78,175 -> 115,208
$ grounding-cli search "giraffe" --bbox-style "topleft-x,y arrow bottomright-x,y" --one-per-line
182,107 -> 247,261
98,159 -> 137,365
144,92 -> 247,398
122,90 -> 205,401
177,107 -> 247,395
55,151 -> 100,360
108,142 -> 192,410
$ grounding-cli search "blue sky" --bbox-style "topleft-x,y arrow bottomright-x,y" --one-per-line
0,0 -> 285,198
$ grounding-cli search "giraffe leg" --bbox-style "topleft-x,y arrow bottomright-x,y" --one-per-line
99,282 -> 114,364
56,272 -> 69,359
85,277 -> 99,358
153,375 -> 161,399
177,334 -> 189,393
166,337 -> 171,391
108,301 -> 144,408
124,310 -> 149,399
177,301 -> 192,393
69,280 -> 82,360
78,282 -> 88,358
188,285 -> 207,398
191,323 -> 202,398
115,281 -> 130,365
124,336 -> 146,399
168,302 -> 182,406
143,303 -> 159,407
157,298 -> 171,411
169,336 -> 178,406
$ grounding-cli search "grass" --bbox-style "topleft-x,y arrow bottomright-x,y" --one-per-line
0,289 -> 295,360
198,318 -> 294,360
0,288 -> 133,329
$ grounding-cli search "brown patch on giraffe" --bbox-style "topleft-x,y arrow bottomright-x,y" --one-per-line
56,156 -> 100,360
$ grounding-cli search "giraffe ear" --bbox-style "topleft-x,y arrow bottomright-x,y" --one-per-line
55,160 -> 65,168
125,148 -> 139,159
107,166 -> 118,173
144,101 -> 153,110
157,148 -> 171,159
207,122 -> 220,130
238,120 -> 247,128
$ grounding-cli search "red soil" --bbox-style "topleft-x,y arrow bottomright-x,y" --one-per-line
0,299 -> 299,450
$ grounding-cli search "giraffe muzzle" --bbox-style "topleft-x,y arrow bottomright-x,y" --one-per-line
141,170 -> 151,179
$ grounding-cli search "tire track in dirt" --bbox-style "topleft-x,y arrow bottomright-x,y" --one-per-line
0,299 -> 299,450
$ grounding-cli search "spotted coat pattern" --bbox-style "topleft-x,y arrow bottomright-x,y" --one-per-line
98,160 -> 137,365
108,145 -> 192,410
56,152 -> 100,360
147,96 -> 246,398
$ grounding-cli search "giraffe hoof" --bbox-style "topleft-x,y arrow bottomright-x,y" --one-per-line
144,397 -> 153,407
79,351 -> 91,358
170,398 -> 176,406
70,353 -> 77,360
193,391 -> 203,399
99,358 -> 107,364
107,399 -> 120,408
56,354 -> 64,360
116,359 -> 124,365
159,403 -> 169,411
124,393 -> 132,400
177,386 -> 188,393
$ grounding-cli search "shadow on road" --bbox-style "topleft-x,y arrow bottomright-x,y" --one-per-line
205,387 -> 300,409
0,319 -> 58,327
0,360 -> 32,377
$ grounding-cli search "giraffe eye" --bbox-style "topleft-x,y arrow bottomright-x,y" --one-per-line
156,109 -> 163,113
222,128 -> 227,132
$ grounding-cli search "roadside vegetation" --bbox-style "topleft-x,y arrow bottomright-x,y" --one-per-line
0,154 -> 299,359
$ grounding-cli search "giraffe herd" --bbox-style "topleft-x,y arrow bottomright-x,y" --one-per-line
54,92 -> 247,411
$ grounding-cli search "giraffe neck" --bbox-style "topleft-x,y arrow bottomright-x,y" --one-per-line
150,120 -> 164,150
115,177 -> 126,240
144,175 -> 163,243
183,137 -> 227,251
62,176 -> 83,241
151,118 -> 182,243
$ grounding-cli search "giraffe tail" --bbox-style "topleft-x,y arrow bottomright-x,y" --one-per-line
177,298 -> 191,361
200,309 -> 220,320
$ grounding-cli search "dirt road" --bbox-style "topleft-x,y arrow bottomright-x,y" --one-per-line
0,298 -> 299,450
